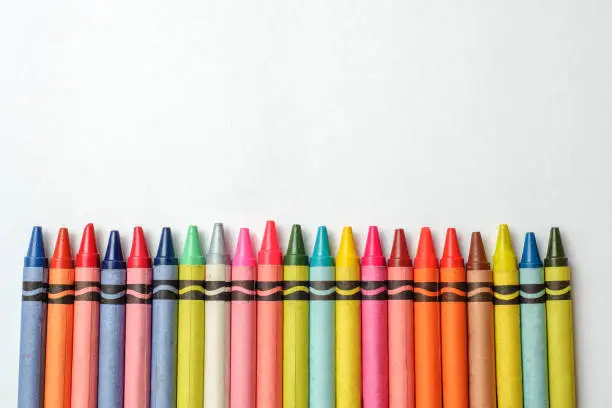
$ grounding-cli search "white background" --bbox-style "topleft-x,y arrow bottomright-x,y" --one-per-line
1,0 -> 611,405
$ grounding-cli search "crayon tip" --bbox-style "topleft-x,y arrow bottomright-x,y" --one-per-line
493,224 -> 516,271
154,227 -> 178,266
414,227 -> 438,269
337,226 -> 360,268
519,232 -> 543,268
441,228 -> 464,268
467,232 -> 490,270
103,230 -> 126,270
24,226 -> 48,268
128,226 -> 151,268
388,228 -> 412,268
181,225 -> 205,265
311,226 -> 334,267
545,227 -> 568,267
362,226 -> 386,266
284,224 -> 309,266
76,223 -> 100,268
234,228 -> 256,267
258,220 -> 282,265
208,223 -> 230,265
50,227 -> 74,269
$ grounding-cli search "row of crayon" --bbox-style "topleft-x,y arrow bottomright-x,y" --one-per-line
17,222 -> 575,408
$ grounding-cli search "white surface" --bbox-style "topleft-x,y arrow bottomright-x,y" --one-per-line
1,0 -> 611,405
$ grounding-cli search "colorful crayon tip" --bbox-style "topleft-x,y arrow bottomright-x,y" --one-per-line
154,227 -> 178,266
284,224 -> 309,266
493,224 -> 516,271
388,228 -> 412,267
311,226 -> 334,267
258,220 -> 283,265
234,228 -> 256,267
545,227 -> 568,267
103,230 -> 126,270
76,223 -> 100,268
208,223 -> 231,265
466,232 -> 490,270
24,226 -> 48,268
181,225 -> 205,265
337,226 -> 360,268
414,227 -> 438,269
128,226 -> 151,268
50,227 -> 74,269
519,232 -> 543,268
440,227 -> 464,268
362,226 -> 386,266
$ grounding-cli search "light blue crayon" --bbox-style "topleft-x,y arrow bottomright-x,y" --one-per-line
18,226 -> 48,408
309,226 -> 335,408
151,227 -> 179,408
519,232 -> 549,408
98,230 -> 126,408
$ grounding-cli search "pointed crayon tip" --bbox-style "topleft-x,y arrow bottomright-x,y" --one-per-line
441,228 -> 463,268
103,230 -> 126,270
50,227 -> 73,269
181,225 -> 205,265
467,232 -> 490,270
311,226 -> 334,267
128,226 -> 151,268
337,226 -> 360,267
388,228 -> 412,267
154,227 -> 178,266
493,224 -> 516,271
284,224 -> 308,266
208,223 -> 230,265
25,226 -> 47,268
414,227 -> 438,269
234,228 -> 256,267
519,232 -> 543,268
258,220 -> 282,265
545,227 -> 568,267
362,226 -> 386,266
76,223 -> 100,268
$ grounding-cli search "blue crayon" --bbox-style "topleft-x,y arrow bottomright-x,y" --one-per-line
519,232 -> 550,408
18,226 -> 48,408
309,226 -> 336,408
98,231 -> 127,408
151,227 -> 179,408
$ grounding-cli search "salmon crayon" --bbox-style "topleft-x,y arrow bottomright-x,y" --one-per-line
231,228 -> 257,408
256,221 -> 283,408
466,232 -> 496,408
283,225 -> 309,408
440,228 -> 468,408
335,227 -> 361,408
124,227 -> 153,408
387,229 -> 415,408
18,226 -> 48,408
545,228 -> 575,408
309,226 -> 335,408
493,224 -> 523,408
361,226 -> 389,408
414,227 -> 442,408
44,228 -> 74,408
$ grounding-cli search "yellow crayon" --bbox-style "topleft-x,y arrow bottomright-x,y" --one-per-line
492,225 -> 523,408
335,227 -> 361,408
545,228 -> 575,408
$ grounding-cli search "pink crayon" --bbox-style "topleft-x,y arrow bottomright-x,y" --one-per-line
231,228 -> 257,408
361,226 -> 389,408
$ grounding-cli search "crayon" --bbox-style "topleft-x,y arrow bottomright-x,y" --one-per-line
71,223 -> 101,408
283,224 -> 310,408
493,224 -> 523,408
124,226 -> 153,408
98,231 -> 127,408
256,221 -> 283,408
231,228 -> 257,408
177,226 -> 206,408
335,226 -> 361,408
414,227 -> 442,408
519,232 -> 549,408
361,226 -> 389,408
44,228 -> 74,408
440,228 -> 468,408
466,232 -> 496,408
387,228 -> 415,408
205,223 -> 231,408
309,226 -> 335,408
18,226 -> 48,408
545,228 -> 575,408
151,227 -> 179,408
